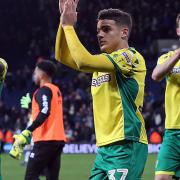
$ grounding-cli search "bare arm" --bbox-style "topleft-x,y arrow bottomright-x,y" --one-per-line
152,48 -> 180,81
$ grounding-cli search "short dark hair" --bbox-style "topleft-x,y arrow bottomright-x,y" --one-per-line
98,8 -> 132,34
36,60 -> 56,78
176,13 -> 180,28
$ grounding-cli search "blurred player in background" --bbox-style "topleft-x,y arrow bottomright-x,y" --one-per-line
0,59 -> 7,96
10,60 -> 66,180
0,58 -> 8,180
55,0 -> 148,179
152,13 -> 180,180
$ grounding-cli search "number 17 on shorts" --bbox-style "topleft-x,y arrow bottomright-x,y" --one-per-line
108,169 -> 128,180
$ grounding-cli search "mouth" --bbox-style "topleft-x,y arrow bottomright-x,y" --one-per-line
99,41 -> 106,47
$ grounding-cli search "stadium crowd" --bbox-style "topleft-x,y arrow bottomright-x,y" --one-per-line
0,0 -> 179,58
0,0 -> 179,147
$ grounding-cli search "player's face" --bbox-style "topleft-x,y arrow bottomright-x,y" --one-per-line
97,19 -> 128,53
176,19 -> 180,38
33,67 -> 43,85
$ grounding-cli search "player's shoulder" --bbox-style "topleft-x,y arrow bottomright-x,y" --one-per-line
43,83 -> 61,96
43,83 -> 59,90
111,47 -> 144,59
103,48 -> 132,61
102,48 -> 145,70
37,86 -> 51,94
114,47 -> 145,65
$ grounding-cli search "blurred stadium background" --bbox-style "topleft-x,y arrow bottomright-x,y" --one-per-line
0,0 -> 179,179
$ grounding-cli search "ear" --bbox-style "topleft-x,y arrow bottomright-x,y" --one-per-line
39,70 -> 45,79
121,27 -> 129,39
176,28 -> 180,37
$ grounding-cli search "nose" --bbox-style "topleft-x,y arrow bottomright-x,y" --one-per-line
97,32 -> 104,41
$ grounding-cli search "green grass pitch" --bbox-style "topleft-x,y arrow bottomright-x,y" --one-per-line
2,153 -> 157,180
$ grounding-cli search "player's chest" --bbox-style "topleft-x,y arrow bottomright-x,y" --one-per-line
168,62 -> 180,84
91,72 -> 118,94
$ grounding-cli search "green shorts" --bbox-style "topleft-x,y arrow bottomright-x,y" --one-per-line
155,130 -> 180,178
89,140 -> 148,180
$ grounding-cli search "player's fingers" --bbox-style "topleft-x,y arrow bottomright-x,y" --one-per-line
20,101 -> 25,106
64,0 -> 73,14
67,0 -> 73,12
63,0 -> 68,13
72,0 -> 77,12
71,0 -> 77,14
21,96 -> 26,100
20,98 -> 26,102
59,0 -> 66,13
74,0 -> 79,8
20,103 -> 27,107
59,0 -> 63,13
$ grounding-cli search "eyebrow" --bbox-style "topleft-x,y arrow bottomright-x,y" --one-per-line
97,24 -> 111,31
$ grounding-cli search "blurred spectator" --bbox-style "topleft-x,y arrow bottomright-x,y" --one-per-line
149,131 -> 162,144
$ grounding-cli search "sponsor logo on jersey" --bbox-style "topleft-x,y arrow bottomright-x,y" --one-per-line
91,74 -> 111,87
122,52 -> 132,65
41,94 -> 48,114
171,67 -> 180,74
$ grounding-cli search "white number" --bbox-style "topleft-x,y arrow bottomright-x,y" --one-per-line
108,169 -> 128,180
117,169 -> 128,180
108,169 -> 116,180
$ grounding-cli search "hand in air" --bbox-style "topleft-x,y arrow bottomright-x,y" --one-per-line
60,0 -> 79,27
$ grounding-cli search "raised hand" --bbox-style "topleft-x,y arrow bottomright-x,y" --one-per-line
20,93 -> 31,109
59,0 -> 66,13
60,0 -> 79,27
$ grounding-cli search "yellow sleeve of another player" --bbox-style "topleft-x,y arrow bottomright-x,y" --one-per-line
157,53 -> 169,65
63,26 -> 114,73
157,51 -> 175,65
55,24 -> 80,70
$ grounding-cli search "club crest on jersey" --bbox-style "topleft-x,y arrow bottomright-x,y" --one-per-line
122,52 -> 132,65
91,74 -> 111,87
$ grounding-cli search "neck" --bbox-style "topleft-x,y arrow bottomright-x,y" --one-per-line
107,40 -> 129,53
40,78 -> 52,87
116,40 -> 129,51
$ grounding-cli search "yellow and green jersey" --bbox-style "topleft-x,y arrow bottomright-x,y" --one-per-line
91,48 -> 147,146
55,25 -> 147,147
157,50 -> 180,129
